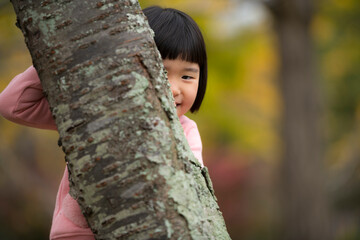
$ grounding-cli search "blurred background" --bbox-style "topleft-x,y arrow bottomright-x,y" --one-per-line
0,0 -> 359,239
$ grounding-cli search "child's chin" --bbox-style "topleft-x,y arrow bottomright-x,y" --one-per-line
175,108 -> 182,117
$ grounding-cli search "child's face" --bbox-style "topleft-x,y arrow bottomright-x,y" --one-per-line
163,58 -> 200,117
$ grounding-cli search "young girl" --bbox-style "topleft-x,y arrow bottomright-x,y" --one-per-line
0,6 -> 207,240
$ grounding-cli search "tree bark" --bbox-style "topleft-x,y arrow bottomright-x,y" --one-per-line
266,0 -> 332,239
10,0 -> 230,239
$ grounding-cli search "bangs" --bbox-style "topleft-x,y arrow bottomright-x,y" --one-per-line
145,8 -> 206,66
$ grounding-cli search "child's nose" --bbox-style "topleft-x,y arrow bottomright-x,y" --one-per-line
170,81 -> 180,97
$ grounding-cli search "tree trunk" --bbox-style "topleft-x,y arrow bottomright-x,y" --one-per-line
10,0 -> 230,239
267,0 -> 332,239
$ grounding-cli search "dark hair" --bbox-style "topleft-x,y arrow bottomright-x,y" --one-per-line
143,6 -> 207,113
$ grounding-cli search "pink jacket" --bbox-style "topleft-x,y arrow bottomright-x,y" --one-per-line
0,66 -> 203,240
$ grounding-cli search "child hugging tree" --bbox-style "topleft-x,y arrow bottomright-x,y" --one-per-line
0,6 -> 208,240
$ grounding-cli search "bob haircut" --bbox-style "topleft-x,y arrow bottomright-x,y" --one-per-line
143,6 -> 207,113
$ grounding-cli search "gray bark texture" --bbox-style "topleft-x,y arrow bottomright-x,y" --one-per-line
266,0 -> 333,239
10,0 -> 230,239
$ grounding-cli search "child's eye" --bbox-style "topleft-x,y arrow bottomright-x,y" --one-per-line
182,75 -> 193,80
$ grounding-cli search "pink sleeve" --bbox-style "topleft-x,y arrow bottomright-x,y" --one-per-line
186,125 -> 204,167
180,116 -> 204,167
0,66 -> 57,130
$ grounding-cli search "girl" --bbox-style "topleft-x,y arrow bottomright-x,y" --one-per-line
0,6 -> 207,240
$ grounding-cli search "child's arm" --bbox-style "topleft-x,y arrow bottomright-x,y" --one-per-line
186,125 -> 204,167
0,66 -> 57,130
180,116 -> 204,166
